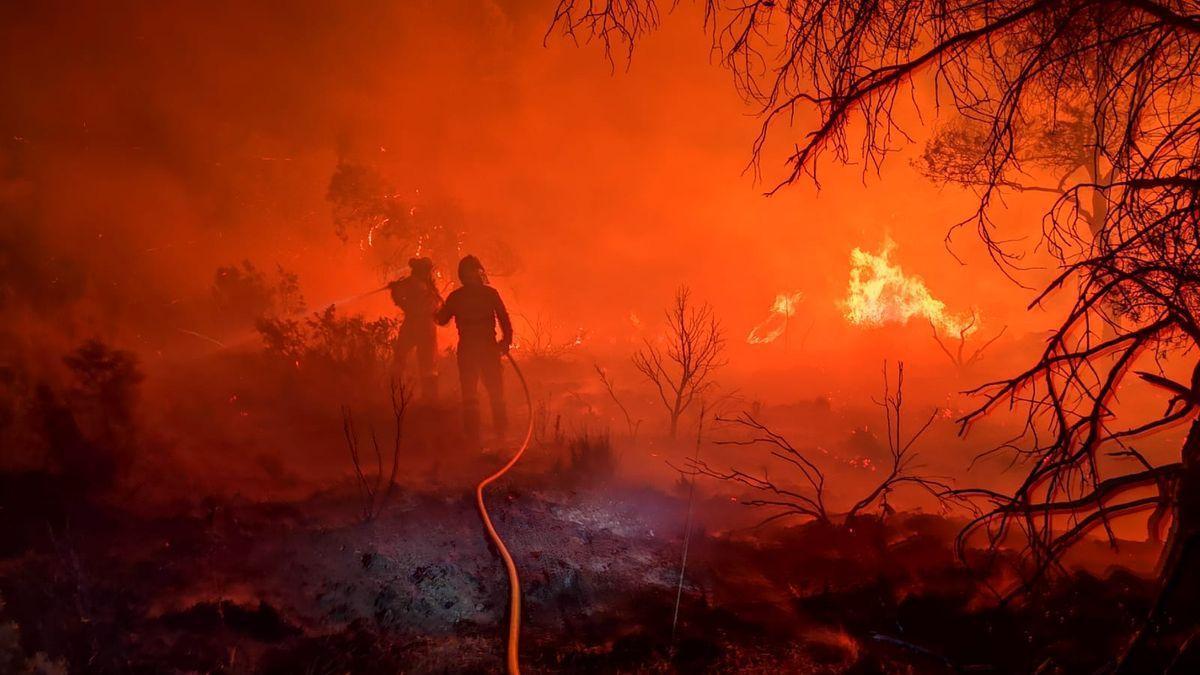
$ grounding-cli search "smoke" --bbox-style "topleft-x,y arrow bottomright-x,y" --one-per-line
0,1 -> 1102,503
0,1 -> 1050,352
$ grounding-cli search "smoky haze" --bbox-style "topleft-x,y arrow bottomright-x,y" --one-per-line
1,0 -> 1052,351
2,0 -> 1121,507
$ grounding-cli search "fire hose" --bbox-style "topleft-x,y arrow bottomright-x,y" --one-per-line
191,278 -> 533,670
475,351 -> 534,674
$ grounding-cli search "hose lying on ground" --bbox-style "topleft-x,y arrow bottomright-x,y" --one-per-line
474,351 -> 534,675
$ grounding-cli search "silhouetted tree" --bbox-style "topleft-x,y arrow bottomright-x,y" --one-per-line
595,363 -> 642,440
212,260 -> 305,325
633,287 -> 725,439
691,362 -> 963,524
514,312 -> 581,361
326,160 -> 467,279
258,306 -> 400,380
917,107 -> 1114,237
555,1 -> 1200,669
929,315 -> 1007,370
40,339 -> 146,494
341,380 -> 410,523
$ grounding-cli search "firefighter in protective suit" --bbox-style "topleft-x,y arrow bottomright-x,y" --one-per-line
435,255 -> 513,447
389,257 -> 442,399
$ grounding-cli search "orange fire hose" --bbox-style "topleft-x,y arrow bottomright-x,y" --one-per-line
475,351 -> 534,674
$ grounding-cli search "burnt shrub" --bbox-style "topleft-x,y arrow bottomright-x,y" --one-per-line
557,430 -> 617,484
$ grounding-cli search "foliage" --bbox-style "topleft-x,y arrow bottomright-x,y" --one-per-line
62,339 -> 143,433
15,339 -> 147,494
326,160 -> 466,278
212,260 -> 305,323
257,306 -> 401,376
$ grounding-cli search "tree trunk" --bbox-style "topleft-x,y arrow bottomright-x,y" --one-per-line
1117,419 -> 1200,673
667,397 -> 683,439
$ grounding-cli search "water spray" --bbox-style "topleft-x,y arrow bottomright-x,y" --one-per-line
318,284 -> 390,310
174,284 -> 391,355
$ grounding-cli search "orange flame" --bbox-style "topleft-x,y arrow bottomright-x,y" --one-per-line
747,291 -> 804,344
844,239 -> 974,335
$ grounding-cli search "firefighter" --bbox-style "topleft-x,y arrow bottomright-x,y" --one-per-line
389,257 -> 442,399
435,255 -> 513,447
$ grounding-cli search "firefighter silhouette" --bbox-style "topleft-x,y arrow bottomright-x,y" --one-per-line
436,255 -> 512,447
388,257 -> 442,399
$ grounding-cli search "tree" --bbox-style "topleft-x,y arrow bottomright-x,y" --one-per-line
341,380 -> 410,523
929,315 -> 1008,370
633,287 -> 725,439
212,260 -> 306,325
691,362 -> 963,524
325,160 -> 469,279
554,1 -> 1200,669
917,111 -> 1114,237
595,364 -> 642,440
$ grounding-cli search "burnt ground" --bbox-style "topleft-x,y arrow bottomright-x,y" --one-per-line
0,459 -> 1164,674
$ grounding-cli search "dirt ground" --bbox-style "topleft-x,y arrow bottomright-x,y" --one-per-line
0,442 -> 1165,675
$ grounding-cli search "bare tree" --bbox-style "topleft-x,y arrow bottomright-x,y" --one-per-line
594,363 -> 642,440
554,2 -> 1200,668
633,286 -> 726,439
929,315 -> 1008,370
341,380 -> 410,523
692,362 -> 963,525
516,312 -> 580,360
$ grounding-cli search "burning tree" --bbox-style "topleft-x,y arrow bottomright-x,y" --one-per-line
554,0 -> 1200,669
633,286 -> 725,439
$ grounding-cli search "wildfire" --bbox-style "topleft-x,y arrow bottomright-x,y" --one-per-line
747,291 -> 804,344
843,239 -> 975,336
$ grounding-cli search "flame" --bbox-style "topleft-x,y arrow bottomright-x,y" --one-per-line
747,291 -> 804,344
843,238 -> 974,335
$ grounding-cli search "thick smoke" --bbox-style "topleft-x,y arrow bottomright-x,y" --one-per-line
0,0 -> 1093,501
